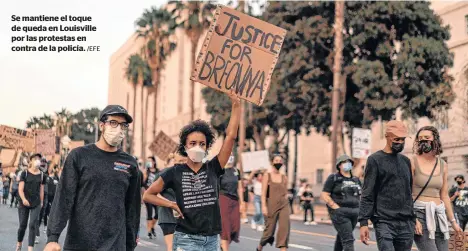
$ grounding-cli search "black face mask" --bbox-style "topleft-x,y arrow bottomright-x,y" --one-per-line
457,181 -> 464,185
391,142 -> 405,154
418,140 -> 433,154
273,163 -> 282,170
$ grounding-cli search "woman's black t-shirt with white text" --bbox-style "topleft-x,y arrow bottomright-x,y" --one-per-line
20,170 -> 46,208
160,156 -> 224,236
322,172 -> 362,210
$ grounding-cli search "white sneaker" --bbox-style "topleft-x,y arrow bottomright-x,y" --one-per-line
304,221 -> 310,225
43,226 -> 47,234
251,222 -> 257,229
35,236 -> 40,244
242,218 -> 249,224
257,225 -> 265,231
310,221 -> 318,225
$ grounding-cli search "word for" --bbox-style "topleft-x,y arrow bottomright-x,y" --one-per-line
216,12 -> 283,54
12,25 -> 97,33
11,15 -> 92,22
197,37 -> 265,99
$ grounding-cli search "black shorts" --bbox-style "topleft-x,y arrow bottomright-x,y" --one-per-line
145,203 -> 158,220
159,223 -> 176,236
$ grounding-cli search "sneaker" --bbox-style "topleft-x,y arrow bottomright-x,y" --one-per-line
310,221 -> 318,226
251,222 -> 257,230
257,225 -> 265,231
242,218 -> 249,224
148,233 -> 152,239
151,228 -> 156,238
43,226 -> 47,234
304,221 -> 310,225
35,236 -> 40,244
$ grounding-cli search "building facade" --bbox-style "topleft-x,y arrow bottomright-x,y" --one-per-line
108,2 -> 468,193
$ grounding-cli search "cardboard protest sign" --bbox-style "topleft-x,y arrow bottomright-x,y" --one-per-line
69,140 -> 85,150
0,125 -> 34,152
191,5 -> 286,106
149,131 -> 179,161
448,231 -> 466,251
241,150 -> 270,172
35,129 -> 56,155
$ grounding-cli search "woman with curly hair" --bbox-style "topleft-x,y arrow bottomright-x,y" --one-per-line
412,126 -> 462,251
143,93 -> 240,251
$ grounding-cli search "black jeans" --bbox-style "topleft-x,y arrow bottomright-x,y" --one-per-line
303,203 -> 314,222
374,220 -> 415,251
11,189 -> 19,207
44,194 -> 55,227
330,207 -> 359,251
455,213 -> 468,231
17,205 -> 41,247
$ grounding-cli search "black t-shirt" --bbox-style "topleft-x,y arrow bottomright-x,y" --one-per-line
160,156 -> 224,236
450,186 -> 468,216
46,174 -> 60,197
323,173 -> 362,210
145,171 -> 159,189
20,170 -> 46,208
220,168 -> 241,200
302,190 -> 313,204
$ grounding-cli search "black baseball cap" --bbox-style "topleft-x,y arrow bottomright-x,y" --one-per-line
99,105 -> 133,123
30,153 -> 42,160
455,175 -> 465,181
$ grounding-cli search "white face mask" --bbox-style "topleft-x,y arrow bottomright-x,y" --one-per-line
33,159 -> 41,169
103,126 -> 125,147
186,145 -> 206,163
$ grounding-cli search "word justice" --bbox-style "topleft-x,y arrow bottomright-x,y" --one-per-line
216,12 -> 283,54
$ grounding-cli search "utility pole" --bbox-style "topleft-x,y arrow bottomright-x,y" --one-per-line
331,1 -> 345,172
237,0 -> 246,175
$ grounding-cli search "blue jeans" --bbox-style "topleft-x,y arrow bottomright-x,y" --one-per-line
173,231 -> 220,251
253,195 -> 264,225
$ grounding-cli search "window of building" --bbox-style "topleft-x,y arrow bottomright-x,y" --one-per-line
434,109 -> 449,131
316,169 -> 324,184
465,15 -> 468,34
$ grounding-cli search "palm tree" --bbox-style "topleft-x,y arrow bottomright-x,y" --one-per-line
125,53 -> 151,157
169,1 -> 216,121
136,7 -> 177,145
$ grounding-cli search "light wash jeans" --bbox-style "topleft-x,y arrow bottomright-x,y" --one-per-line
253,195 -> 264,225
173,231 -> 220,251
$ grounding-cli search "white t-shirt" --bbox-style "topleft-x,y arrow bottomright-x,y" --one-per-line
253,179 -> 262,196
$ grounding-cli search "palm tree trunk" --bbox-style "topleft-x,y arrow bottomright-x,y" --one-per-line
132,85 -> 137,155
190,38 -> 199,121
141,86 -> 146,162
152,86 -> 158,142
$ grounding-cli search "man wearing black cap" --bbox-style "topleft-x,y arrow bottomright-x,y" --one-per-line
45,105 -> 141,251
450,175 -> 468,231
358,120 -> 415,251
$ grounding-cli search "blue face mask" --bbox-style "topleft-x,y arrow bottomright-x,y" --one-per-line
342,162 -> 353,172
145,162 -> 152,169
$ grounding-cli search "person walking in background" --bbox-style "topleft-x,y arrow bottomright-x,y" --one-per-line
248,170 -> 265,231
219,154 -> 243,251
44,105 -> 141,251
157,153 -> 178,251
43,165 -> 59,234
143,156 -> 159,239
10,172 -> 20,208
301,184 -> 317,225
16,153 -> 46,251
412,126 -> 461,251
321,155 -> 362,251
359,121 -> 415,251
257,155 -> 290,251
450,175 -> 468,231
241,177 -> 250,224
3,175 -> 9,204
287,187 -> 295,215
143,93 -> 240,251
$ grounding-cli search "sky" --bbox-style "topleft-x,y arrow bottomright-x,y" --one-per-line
0,0 -> 167,129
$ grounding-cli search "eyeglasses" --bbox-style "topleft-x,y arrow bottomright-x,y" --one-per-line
104,120 -> 129,130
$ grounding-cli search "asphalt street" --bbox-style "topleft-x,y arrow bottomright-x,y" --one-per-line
0,203 -> 382,251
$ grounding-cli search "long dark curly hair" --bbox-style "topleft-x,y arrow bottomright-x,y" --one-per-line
413,126 -> 443,155
177,120 -> 216,157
